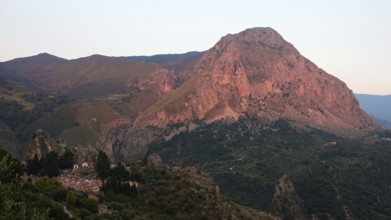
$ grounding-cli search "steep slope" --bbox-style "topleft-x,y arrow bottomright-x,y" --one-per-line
135,27 -> 379,135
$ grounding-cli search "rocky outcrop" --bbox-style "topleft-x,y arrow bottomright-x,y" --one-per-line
271,175 -> 308,220
96,125 -> 162,162
27,129 -> 98,165
66,144 -> 98,166
27,129 -> 53,159
138,69 -> 176,95
135,27 -> 380,135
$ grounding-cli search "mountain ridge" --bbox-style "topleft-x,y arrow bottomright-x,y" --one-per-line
355,93 -> 391,128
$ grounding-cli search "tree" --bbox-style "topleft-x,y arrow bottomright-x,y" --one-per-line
111,163 -> 130,182
41,151 -> 60,178
96,151 -> 111,180
104,163 -> 137,196
0,149 -> 48,219
26,155 -> 41,176
59,150 -> 74,169
0,149 -> 22,183
66,191 -> 76,208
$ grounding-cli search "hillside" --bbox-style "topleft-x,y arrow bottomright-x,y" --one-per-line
148,118 -> 391,219
355,94 -> 391,128
0,54 -> 182,158
0,76 -> 43,156
0,149 -> 276,220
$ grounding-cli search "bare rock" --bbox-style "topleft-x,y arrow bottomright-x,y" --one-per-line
27,129 -> 53,159
271,175 -> 308,220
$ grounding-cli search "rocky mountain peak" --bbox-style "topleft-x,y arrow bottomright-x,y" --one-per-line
218,27 -> 293,51
135,27 -> 380,135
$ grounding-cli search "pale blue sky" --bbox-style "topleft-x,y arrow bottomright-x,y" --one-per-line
1,0 -> 390,94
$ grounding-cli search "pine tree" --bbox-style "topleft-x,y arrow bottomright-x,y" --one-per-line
96,151 -> 110,180
111,162 -> 130,182
41,151 -> 60,177
59,149 -> 74,169
26,154 -> 41,176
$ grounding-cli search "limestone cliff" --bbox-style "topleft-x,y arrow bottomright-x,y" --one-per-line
271,175 -> 308,220
27,129 -> 98,164
27,129 -> 53,159
135,27 -> 379,135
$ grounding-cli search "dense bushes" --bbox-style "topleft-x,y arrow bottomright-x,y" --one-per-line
148,117 -> 391,219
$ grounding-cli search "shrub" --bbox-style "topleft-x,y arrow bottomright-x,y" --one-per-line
77,197 -> 98,213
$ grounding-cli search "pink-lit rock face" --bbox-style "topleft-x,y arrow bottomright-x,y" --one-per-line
135,27 -> 379,135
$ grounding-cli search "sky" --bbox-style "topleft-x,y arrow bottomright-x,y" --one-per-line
0,0 -> 390,95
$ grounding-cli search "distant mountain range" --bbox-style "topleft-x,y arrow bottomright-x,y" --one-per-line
355,94 -> 391,128
125,51 -> 203,72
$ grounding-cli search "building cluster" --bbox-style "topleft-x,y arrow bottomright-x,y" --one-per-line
58,164 -> 101,193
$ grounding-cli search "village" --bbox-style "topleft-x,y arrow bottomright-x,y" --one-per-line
57,161 -> 140,194
58,162 -> 102,193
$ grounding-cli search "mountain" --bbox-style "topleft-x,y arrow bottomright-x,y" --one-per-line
126,51 -> 204,72
355,94 -> 391,128
0,27 -> 389,219
95,27 -> 381,162
2,54 -> 165,97
134,27 -> 379,135
0,53 -> 67,88
0,54 -> 179,157
0,28 -> 381,161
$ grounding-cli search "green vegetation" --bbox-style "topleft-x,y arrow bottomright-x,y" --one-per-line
0,77 -> 35,110
0,88 -> 72,158
0,149 -> 65,220
99,163 -> 274,219
59,150 -> 74,170
148,117 -> 391,219
0,91 -> 125,158
26,150 -> 74,178
0,148 -> 274,220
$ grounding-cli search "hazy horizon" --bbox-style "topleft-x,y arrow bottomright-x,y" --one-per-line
1,0 -> 390,95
